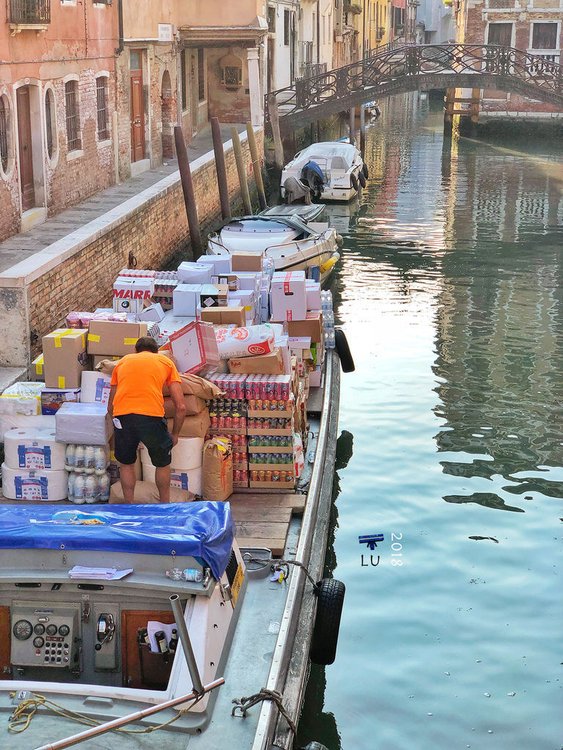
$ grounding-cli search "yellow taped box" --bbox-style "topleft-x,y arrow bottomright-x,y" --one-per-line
32,354 -> 45,381
87,321 -> 148,357
42,328 -> 88,389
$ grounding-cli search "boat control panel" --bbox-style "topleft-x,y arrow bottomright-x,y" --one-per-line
11,602 -> 80,669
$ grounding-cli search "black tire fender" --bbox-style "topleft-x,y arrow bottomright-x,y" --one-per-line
362,162 -> 369,179
310,578 -> 346,666
335,327 -> 355,373
358,170 -> 367,188
350,172 -> 359,192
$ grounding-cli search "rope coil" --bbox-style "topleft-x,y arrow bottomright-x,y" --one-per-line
232,688 -> 297,735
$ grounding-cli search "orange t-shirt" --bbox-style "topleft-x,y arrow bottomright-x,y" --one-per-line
110,352 -> 182,417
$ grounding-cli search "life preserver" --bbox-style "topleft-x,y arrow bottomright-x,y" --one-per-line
310,578 -> 346,666
350,172 -> 359,192
358,170 -> 366,188
335,327 -> 355,372
362,162 -> 369,179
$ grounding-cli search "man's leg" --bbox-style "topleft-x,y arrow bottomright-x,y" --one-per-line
119,463 -> 137,503
155,465 -> 171,503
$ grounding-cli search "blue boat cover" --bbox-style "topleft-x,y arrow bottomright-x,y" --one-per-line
0,502 -> 234,580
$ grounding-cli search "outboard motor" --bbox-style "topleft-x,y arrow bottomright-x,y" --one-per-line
300,160 -> 325,201
283,176 -> 312,205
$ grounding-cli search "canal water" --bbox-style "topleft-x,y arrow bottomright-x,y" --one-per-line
296,96 -> 563,750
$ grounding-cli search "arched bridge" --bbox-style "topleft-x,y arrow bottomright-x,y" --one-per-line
268,44 -> 563,131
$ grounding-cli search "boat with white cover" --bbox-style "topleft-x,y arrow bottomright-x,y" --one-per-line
206,204 -> 341,283
281,141 -> 369,203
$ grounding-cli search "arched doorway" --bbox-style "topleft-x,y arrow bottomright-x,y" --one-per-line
161,70 -> 173,160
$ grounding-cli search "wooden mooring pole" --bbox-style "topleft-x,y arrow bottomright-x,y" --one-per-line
174,125 -> 202,257
359,104 -> 366,156
246,122 -> 268,210
231,126 -> 253,215
349,107 -> 355,145
268,94 -> 285,170
211,117 -> 231,222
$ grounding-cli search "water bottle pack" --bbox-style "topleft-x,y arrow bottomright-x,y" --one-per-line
65,444 -> 109,474
321,291 -> 336,349
68,470 -> 110,504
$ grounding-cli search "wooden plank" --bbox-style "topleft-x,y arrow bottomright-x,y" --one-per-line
234,521 -> 288,538
231,507 -> 292,523
236,537 -> 287,557
230,492 -> 305,511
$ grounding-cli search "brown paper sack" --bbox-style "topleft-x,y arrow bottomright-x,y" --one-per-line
164,394 -> 206,417
163,373 -> 224,400
109,480 -> 193,504
202,437 -> 233,502
168,410 -> 210,439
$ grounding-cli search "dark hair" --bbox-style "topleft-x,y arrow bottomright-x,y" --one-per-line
135,336 -> 159,353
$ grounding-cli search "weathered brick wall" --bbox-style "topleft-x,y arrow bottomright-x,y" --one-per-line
22,130 -> 263,362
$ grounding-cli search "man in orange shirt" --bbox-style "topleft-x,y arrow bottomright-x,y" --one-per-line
108,337 -> 186,503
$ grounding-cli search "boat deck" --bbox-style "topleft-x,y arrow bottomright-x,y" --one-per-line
230,491 -> 305,556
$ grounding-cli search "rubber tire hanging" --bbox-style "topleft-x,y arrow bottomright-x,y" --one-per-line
362,162 -> 369,179
310,578 -> 346,666
350,172 -> 359,192
335,328 -> 355,373
300,743 -> 330,750
358,170 -> 367,188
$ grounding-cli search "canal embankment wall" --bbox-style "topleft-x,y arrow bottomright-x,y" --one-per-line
0,129 -> 263,372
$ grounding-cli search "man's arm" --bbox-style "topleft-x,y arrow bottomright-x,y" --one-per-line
168,381 -> 186,446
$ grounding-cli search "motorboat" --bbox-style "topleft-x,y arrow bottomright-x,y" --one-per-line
0,348 -> 348,750
207,203 -> 342,283
281,141 -> 369,203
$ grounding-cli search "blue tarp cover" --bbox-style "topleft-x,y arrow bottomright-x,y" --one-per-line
0,502 -> 234,580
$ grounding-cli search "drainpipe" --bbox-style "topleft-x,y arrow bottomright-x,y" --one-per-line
316,0 -> 320,65
115,0 -> 124,56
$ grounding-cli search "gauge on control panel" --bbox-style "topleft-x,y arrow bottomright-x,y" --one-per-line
58,624 -> 70,637
33,636 -> 44,648
46,624 -> 58,636
34,623 -> 45,635
13,620 -> 33,641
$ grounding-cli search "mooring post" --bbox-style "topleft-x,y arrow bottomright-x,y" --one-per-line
246,122 -> 268,210
268,94 -> 285,170
211,117 -> 231,222
349,107 -> 355,145
174,125 -> 202,257
231,126 -> 253,215
359,104 -> 366,156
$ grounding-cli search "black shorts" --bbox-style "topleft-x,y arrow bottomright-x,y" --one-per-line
113,414 -> 173,468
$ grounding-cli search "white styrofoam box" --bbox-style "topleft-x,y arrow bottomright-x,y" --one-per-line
80,371 -> 111,406
173,284 -> 203,317
0,414 -> 56,441
113,276 -> 155,314
141,462 -> 202,495
306,280 -> 322,311
1,463 -> 67,501
140,437 -> 204,471
195,253 -> 232,275
232,272 -> 261,292
56,402 -> 111,446
4,427 -> 66,470
270,271 -> 307,321
137,303 -> 165,322
0,382 -> 44,416
177,262 -> 213,284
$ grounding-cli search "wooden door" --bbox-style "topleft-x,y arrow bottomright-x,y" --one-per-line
0,606 -> 11,679
17,87 -> 35,211
121,609 -> 175,689
130,51 -> 145,163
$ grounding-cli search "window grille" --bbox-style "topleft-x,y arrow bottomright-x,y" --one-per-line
96,77 -> 109,140
9,0 -> 51,24
180,49 -> 187,110
65,80 -> 81,151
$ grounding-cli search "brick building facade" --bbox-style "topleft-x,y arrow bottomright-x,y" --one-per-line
0,1 -> 119,242
457,0 -> 563,120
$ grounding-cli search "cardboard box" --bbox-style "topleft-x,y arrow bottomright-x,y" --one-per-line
309,366 -> 322,388
306,280 -> 321,311
194,253 -> 232,275
200,284 -> 228,309
270,271 -> 307,322
168,410 -> 210,439
173,283 -> 202,317
112,276 -> 154,314
232,272 -> 261,292
92,354 -> 121,369
41,388 -> 81,415
212,274 -> 239,291
177,261 -> 213,284
31,354 -> 44,381
55,402 -> 112,445
169,321 -> 220,374
228,348 -> 284,375
87,321 -> 148,357
231,252 -> 263,272
200,306 -> 246,327
137,303 -> 165,322
287,311 -> 323,343
43,328 -> 89,389
80,371 -> 111,406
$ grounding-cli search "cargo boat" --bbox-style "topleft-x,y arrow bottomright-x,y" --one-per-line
0,348 -> 342,750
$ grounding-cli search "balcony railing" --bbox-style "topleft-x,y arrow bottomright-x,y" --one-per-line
9,0 -> 51,25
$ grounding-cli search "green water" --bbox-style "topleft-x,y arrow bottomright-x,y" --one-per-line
297,96 -> 563,750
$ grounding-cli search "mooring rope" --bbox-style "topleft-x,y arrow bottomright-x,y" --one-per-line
232,688 -> 297,735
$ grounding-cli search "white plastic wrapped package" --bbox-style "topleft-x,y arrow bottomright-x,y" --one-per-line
0,382 -> 44,416
141,463 -> 202,495
140,436 -> 204,471
56,402 -> 111,446
1,464 -> 67,501
0,414 -> 56,441
214,324 -> 276,359
4,428 -> 66,470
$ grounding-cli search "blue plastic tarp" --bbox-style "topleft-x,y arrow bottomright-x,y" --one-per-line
0,502 -> 235,580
